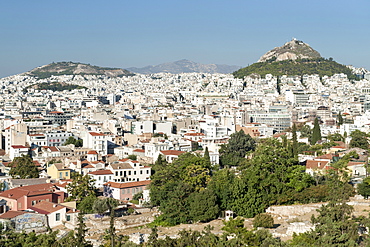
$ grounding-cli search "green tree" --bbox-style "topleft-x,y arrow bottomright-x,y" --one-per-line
292,123 -> 298,157
66,173 -> 97,202
75,213 -> 92,247
230,138 -> 311,217
64,136 -> 83,147
311,118 -> 322,145
219,130 -> 256,167
9,155 -> 39,179
327,133 -> 344,142
127,154 -> 137,160
357,177 -> 370,199
349,130 -> 369,150
77,194 -> 97,213
188,189 -> 220,222
337,111 -> 344,126
253,213 -> 274,228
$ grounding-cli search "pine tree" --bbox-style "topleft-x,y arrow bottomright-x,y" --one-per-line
311,118 -> 322,145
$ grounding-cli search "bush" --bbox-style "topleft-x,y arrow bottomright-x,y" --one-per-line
253,213 -> 274,228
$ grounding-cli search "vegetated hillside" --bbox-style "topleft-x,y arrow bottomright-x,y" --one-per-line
27,61 -> 134,79
24,81 -> 87,92
127,59 -> 241,74
233,58 -> 358,80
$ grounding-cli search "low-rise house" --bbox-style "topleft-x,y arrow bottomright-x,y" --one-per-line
103,180 -> 151,201
305,160 -> 330,176
47,163 -> 72,180
347,161 -> 367,178
155,150 -> 185,163
88,170 -> 113,188
29,201 -> 78,228
0,183 -> 65,211
9,145 -> 29,160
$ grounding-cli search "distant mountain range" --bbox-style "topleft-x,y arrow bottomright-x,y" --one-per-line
127,59 -> 241,74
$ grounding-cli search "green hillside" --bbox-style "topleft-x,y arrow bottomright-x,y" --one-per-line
24,82 -> 87,92
233,58 -> 357,80
28,61 -> 134,79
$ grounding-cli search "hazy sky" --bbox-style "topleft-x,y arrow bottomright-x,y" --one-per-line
1,0 -> 369,78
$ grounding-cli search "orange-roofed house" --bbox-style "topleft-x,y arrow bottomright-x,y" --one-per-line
305,160 -> 330,176
156,150 -> 186,163
29,201 -> 78,228
88,170 -> 113,188
9,145 -> 29,160
0,183 -> 65,211
103,180 -> 151,201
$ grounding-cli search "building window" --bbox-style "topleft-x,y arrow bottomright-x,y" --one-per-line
56,213 -> 60,221
66,215 -> 71,221
65,172 -> 68,177
122,189 -> 125,194
32,200 -> 36,206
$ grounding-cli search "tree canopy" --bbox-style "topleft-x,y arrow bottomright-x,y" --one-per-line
219,130 -> 256,167
9,155 -> 39,179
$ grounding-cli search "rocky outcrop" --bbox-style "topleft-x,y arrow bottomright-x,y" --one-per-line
258,38 -> 321,63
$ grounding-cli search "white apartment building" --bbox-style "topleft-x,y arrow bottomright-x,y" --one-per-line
108,159 -> 151,182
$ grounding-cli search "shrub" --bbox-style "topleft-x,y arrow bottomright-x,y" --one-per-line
253,213 -> 274,228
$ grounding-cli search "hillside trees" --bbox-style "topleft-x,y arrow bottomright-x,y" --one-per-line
150,152 -> 214,225
66,173 -> 97,205
219,130 -> 256,167
9,155 -> 39,179
349,130 -> 369,150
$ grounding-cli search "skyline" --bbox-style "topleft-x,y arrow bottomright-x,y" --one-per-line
1,0 -> 369,78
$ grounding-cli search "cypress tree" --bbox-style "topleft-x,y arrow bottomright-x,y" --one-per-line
311,118 -> 322,145
292,123 -> 298,156
337,111 -> 344,126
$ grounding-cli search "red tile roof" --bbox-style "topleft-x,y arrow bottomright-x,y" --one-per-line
160,150 -> 185,156
89,132 -> 105,136
104,180 -> 151,189
29,201 -> 65,214
88,170 -> 113,175
184,133 -> 205,136
87,150 -> 98,155
306,160 -> 329,170
0,183 -> 56,200
0,211 -> 27,219
315,153 -> 334,160
347,161 -> 365,167
133,149 -> 145,153
11,145 -> 28,149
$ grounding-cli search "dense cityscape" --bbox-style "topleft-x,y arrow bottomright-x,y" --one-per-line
0,38 -> 370,246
